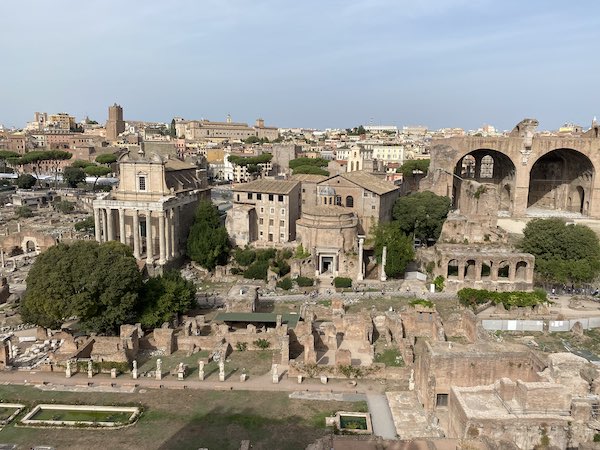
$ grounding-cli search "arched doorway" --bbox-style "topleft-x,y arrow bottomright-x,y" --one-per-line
25,241 -> 36,252
527,149 -> 594,215
453,150 -> 516,211
515,261 -> 528,281
447,259 -> 459,279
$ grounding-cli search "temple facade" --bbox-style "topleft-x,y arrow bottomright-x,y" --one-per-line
92,151 -> 210,267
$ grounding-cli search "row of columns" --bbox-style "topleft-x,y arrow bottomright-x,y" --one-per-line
445,259 -> 532,283
94,206 -> 180,265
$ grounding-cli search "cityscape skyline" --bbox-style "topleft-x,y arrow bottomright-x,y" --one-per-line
1,0 -> 599,130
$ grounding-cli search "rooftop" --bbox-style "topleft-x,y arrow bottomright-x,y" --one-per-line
232,179 -> 299,195
324,172 -> 398,195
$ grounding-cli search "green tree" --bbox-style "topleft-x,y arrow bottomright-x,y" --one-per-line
137,270 -> 195,328
292,165 -> 330,176
392,191 -> 451,242
53,200 -> 75,214
0,150 -> 19,172
63,166 -> 86,188
289,157 -> 329,170
397,159 -> 430,177
71,160 -> 93,169
84,164 -> 111,191
15,174 -> 36,189
15,206 -> 33,218
520,218 -> 600,284
47,150 -> 72,188
373,222 -> 415,278
74,216 -> 95,233
187,201 -> 231,270
21,241 -> 142,333
95,153 -> 118,165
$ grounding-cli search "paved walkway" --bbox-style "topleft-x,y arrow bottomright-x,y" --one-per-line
386,391 -> 444,439
366,393 -> 397,440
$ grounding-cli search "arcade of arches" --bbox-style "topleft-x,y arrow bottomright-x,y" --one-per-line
423,119 -> 600,218
430,245 -> 534,292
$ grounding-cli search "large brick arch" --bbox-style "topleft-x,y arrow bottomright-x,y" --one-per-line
422,128 -> 600,218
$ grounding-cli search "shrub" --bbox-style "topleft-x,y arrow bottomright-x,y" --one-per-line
409,299 -> 434,308
277,277 -> 292,290
457,288 -> 548,310
230,267 -> 242,275
15,206 -> 33,218
295,244 -> 310,259
279,248 -> 293,259
334,277 -> 352,289
433,275 -> 445,292
234,247 -> 256,266
254,338 -> 270,349
74,216 -> 94,233
53,200 -> 75,214
236,342 -> 248,352
243,260 -> 269,280
255,248 -> 277,262
271,259 -> 290,276
296,276 -> 314,287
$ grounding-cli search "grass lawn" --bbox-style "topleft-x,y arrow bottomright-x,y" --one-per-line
0,385 -> 364,450
374,348 -> 404,367
31,409 -> 132,423
137,349 -> 276,378
0,407 -> 19,422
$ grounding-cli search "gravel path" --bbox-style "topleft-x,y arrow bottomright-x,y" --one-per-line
366,392 -> 397,439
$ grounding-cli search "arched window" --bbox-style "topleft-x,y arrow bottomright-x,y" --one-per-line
346,196 -> 354,208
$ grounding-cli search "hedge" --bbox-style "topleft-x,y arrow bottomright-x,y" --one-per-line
296,276 -> 314,287
457,288 -> 548,309
334,277 -> 352,289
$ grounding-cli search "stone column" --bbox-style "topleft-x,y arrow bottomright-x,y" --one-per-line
458,261 -> 465,281
94,208 -> 102,242
102,209 -> 108,242
509,263 -> 516,282
132,360 -> 138,380
198,360 -> 205,381
272,364 -> 279,384
357,237 -> 364,281
475,261 -> 482,281
380,245 -> 387,281
1,250 -> 5,269
146,210 -> 153,264
106,208 -> 114,241
171,207 -> 179,257
474,155 -> 482,179
87,360 -> 93,378
65,360 -> 72,378
158,211 -> 166,265
119,209 -> 126,244
218,359 -> 225,382
491,261 -> 498,281
133,210 -> 141,259
156,358 -> 162,380
164,211 -> 171,260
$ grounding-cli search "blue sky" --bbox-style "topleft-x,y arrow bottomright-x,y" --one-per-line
1,0 -> 598,131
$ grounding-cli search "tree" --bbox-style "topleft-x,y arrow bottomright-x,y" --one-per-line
53,200 -> 75,214
74,216 -> 95,233
63,166 -> 86,188
15,174 -> 36,189
71,160 -> 93,169
373,222 -> 415,278
95,153 -> 118,165
0,151 -> 19,172
187,201 -> 231,270
292,165 -> 329,176
15,206 -> 33,218
289,157 -> 329,170
46,150 -> 72,188
21,241 -> 142,333
84,164 -> 111,191
392,191 -> 451,242
137,270 -> 195,329
397,159 -> 430,177
520,218 -> 600,284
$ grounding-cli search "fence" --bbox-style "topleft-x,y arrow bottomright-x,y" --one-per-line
481,317 -> 600,332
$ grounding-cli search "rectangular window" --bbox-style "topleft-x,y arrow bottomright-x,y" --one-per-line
280,233 -> 285,239
436,394 -> 448,407
269,219 -> 273,226
268,233 -> 273,242
270,207 -> 274,214
260,231 -> 263,237
138,176 -> 146,191
248,193 -> 253,200
280,220 -> 285,227
257,193 -> 262,200
372,205 -> 376,210
280,208 -> 285,216
260,207 -> 264,213
237,194 -> 240,201
268,194 -> 274,201
278,195 -> 284,202
363,191 -> 369,197
259,218 -> 263,225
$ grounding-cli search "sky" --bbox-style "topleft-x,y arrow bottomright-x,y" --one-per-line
1,0 -> 599,131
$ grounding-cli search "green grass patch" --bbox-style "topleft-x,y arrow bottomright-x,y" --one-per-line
374,348 -> 404,367
0,407 -> 19,421
31,409 -> 131,423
